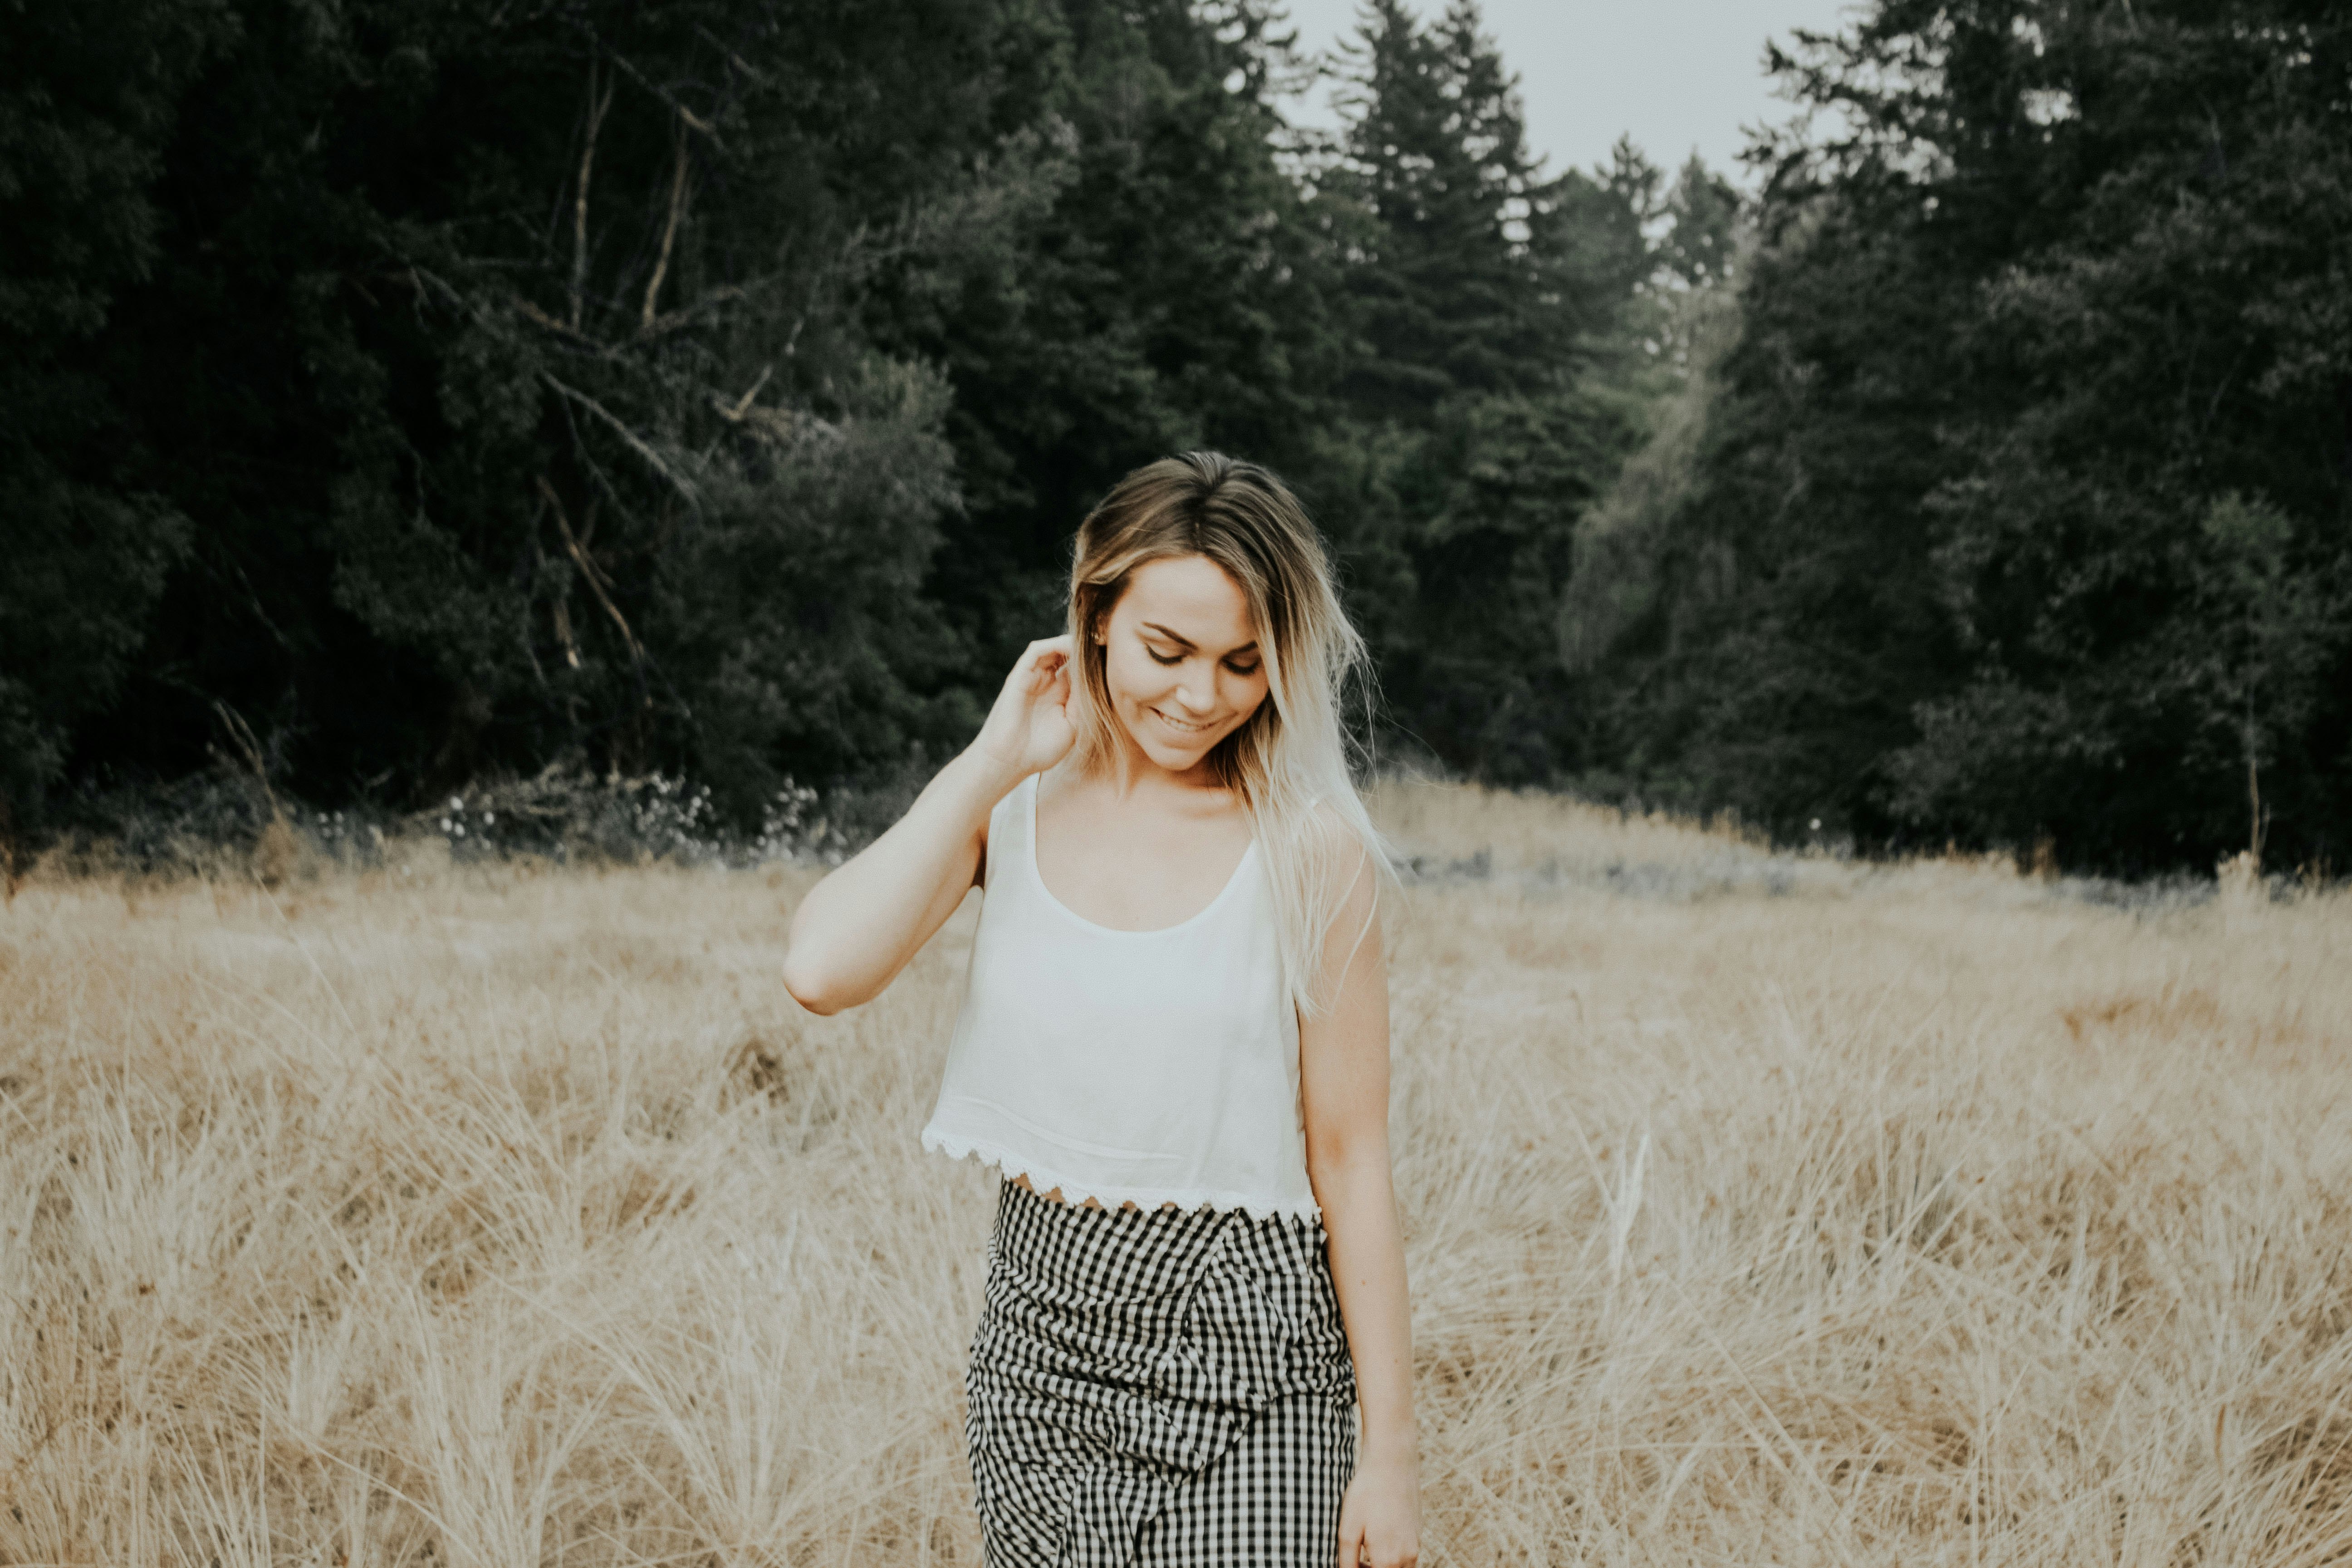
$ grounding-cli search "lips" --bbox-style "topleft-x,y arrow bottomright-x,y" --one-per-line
1150,705 -> 1216,736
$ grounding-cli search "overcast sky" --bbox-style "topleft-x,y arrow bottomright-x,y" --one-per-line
1277,0 -> 1862,183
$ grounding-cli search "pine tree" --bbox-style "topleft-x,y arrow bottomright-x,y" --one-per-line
872,0 -> 1351,675
1325,0 -> 1657,778
1596,0 -> 2352,870
1337,0 -> 1574,414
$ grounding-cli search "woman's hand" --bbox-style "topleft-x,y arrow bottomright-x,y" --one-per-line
973,635 -> 1078,782
1336,1447 -> 1420,1568
782,636 -> 1072,1014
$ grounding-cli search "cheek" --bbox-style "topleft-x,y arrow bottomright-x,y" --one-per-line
1102,642 -> 1165,699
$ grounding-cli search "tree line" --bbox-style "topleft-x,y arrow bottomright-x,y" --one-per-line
1577,0 -> 2352,874
3,0 -> 2345,876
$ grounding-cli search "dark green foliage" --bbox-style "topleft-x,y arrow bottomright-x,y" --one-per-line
12,0 -> 2334,878
1338,0 -> 1561,413
0,0 -> 228,836
870,0 -> 1352,668
1313,1 -> 1660,780
13,0 -> 1019,828
2,0 -> 1664,831
1578,0 -> 2352,872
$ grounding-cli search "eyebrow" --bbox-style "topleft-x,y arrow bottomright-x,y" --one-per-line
1141,622 -> 1259,656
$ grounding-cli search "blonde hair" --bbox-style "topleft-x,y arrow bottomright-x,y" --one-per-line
1065,452 -> 1390,1014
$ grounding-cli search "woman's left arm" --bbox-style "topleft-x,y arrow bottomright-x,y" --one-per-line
1300,845 -> 1419,1568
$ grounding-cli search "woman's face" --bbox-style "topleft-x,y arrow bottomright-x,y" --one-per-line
1096,554 -> 1272,776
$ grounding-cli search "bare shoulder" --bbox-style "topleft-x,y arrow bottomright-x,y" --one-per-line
1302,796 -> 1379,869
1296,798 -> 1385,926
1293,798 -> 1389,1008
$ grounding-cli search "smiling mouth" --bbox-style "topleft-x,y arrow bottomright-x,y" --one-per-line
1151,706 -> 1216,736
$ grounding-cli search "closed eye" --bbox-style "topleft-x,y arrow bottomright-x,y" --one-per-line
1142,641 -> 1259,676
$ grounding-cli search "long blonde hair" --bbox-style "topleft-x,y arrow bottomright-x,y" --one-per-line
1065,452 -> 1390,1014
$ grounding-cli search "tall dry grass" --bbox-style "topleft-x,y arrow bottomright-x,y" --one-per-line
2,782 -> 2347,1565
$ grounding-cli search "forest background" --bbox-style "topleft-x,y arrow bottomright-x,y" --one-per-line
4,0 -> 2348,878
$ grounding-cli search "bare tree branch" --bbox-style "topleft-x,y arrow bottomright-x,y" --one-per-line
640,111 -> 691,333
525,520 -> 582,676
514,295 -> 600,346
720,364 -> 772,421
571,59 -> 615,331
549,594 -> 581,671
636,282 -> 748,341
696,25 -> 771,86
602,50 -> 725,148
540,373 -> 696,505
537,475 -> 644,664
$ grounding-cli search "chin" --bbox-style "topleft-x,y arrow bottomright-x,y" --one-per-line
1131,732 -> 1207,770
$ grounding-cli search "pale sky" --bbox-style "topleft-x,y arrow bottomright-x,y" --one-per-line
1277,0 -> 1862,185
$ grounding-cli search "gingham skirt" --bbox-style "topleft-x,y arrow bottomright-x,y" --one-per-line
964,1179 -> 1358,1567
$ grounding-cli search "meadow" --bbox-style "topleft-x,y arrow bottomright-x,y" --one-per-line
2,782 -> 2347,1566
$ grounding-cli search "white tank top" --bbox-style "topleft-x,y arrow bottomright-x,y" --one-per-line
920,773 -> 1316,1220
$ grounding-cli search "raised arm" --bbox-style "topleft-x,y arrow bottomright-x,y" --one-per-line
1299,838 -> 1419,1568
781,637 -> 1075,1015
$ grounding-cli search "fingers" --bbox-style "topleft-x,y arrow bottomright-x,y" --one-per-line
1338,1512 -> 1415,1568
1008,635 -> 1075,694
1016,634 -> 1073,669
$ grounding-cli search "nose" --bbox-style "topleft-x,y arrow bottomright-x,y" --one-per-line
1171,662 -> 1215,714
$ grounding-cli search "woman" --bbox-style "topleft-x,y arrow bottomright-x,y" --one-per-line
782,453 -> 1420,1568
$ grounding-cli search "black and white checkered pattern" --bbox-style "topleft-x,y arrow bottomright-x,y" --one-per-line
965,1179 -> 1358,1567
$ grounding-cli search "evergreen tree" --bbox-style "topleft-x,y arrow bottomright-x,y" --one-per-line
872,0 -> 1349,675
1338,0 -> 1572,414
1324,0 -> 1656,778
1593,0 -> 2352,870
0,0 -> 1720,843
25,0 -> 1022,822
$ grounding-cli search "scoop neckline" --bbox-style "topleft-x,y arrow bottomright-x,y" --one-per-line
1024,773 -> 1258,937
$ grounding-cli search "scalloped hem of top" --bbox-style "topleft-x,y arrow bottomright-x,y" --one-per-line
922,1131 -> 1321,1224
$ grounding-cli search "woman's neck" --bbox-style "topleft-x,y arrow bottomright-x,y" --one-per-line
1083,734 -> 1230,806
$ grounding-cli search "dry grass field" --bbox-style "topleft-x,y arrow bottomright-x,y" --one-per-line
3,781 -> 2348,1566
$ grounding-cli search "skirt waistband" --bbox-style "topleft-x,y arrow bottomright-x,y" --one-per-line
988,1177 -> 1331,1304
